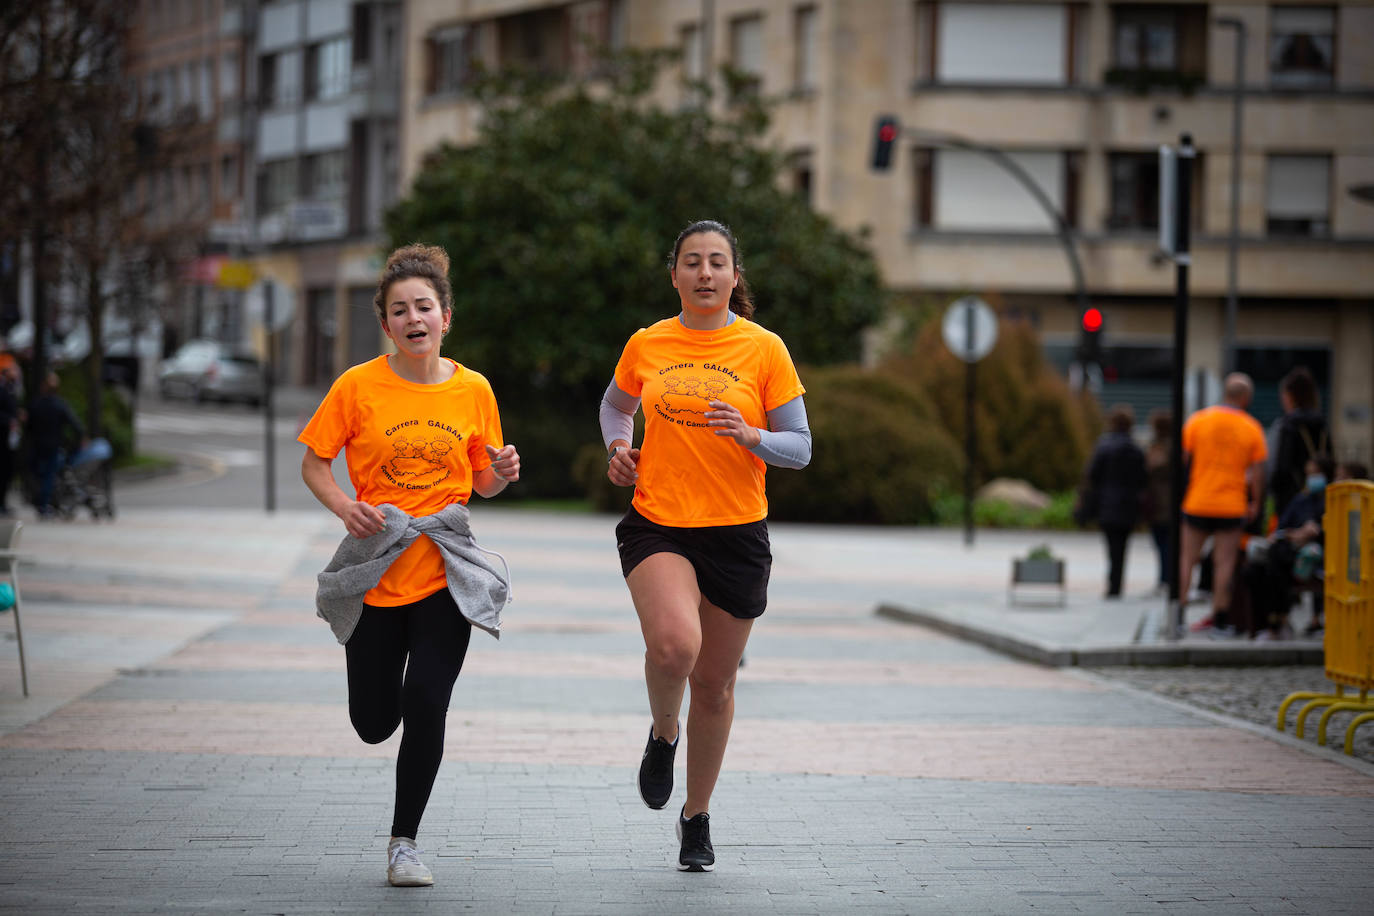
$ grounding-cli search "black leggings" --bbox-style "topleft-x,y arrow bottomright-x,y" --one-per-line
346,588 -> 472,840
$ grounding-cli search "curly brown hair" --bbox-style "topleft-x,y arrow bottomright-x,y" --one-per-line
372,243 -> 453,324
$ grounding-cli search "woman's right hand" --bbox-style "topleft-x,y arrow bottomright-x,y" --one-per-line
340,499 -> 386,539
607,445 -> 640,487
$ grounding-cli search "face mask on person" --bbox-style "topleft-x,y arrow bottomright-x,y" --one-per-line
1306,474 -> 1327,493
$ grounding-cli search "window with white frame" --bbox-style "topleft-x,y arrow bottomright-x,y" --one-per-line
794,5 -> 818,92
1266,154 -> 1330,237
259,49 -> 301,107
1269,6 -> 1335,89
306,36 -> 351,101
935,3 -> 1066,84
730,14 -> 764,97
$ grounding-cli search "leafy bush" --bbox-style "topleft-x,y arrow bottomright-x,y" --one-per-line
58,363 -> 133,462
882,312 -> 1098,493
765,366 -> 963,524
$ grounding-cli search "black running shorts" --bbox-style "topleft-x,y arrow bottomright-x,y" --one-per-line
615,505 -> 772,620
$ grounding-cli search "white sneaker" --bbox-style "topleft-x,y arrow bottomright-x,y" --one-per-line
387,837 -> 434,887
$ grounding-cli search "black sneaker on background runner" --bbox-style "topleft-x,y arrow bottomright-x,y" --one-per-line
638,723 -> 678,809
676,808 -> 714,872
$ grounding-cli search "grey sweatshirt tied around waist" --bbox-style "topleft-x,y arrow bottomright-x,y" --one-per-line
315,502 -> 510,644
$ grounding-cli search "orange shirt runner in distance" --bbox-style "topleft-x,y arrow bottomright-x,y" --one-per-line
1181,404 -> 1267,519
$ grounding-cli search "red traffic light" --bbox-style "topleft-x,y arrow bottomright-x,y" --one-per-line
878,123 -> 897,143
1081,307 -> 1103,333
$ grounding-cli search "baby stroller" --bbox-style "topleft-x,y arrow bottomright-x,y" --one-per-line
50,437 -> 116,520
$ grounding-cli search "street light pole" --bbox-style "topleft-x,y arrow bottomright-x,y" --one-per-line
1216,17 -> 1246,374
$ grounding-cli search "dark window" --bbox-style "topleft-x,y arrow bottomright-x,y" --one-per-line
353,3 -> 372,65
1110,4 -> 1206,76
913,147 -> 933,228
1107,152 -> 1159,230
1269,6 -> 1335,89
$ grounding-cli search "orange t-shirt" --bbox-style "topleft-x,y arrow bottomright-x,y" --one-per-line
298,355 -> 503,606
614,316 -> 805,527
1181,404 -> 1267,518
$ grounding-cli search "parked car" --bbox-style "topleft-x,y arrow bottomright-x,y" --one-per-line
158,339 -> 265,406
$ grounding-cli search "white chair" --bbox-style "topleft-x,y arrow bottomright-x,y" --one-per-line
0,519 -> 27,697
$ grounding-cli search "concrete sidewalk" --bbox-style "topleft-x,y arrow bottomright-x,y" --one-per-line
0,507 -> 1370,914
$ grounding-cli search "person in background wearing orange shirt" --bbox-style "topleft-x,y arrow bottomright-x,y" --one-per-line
299,244 -> 520,888
601,220 -> 812,872
1180,373 -> 1268,637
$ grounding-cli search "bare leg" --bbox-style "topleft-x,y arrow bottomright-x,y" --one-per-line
683,598 -> 753,818
1178,522 -> 1209,603
1210,527 -> 1244,619
627,553 -> 702,743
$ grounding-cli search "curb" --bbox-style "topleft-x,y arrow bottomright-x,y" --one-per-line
875,603 -> 1325,667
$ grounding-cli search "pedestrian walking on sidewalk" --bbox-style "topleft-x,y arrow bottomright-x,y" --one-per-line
1081,404 -> 1147,598
299,243 -> 520,888
600,219 -> 812,871
1179,373 -> 1267,637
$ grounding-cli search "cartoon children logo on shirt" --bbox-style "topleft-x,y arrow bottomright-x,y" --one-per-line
382,432 -> 456,489
661,374 -> 728,415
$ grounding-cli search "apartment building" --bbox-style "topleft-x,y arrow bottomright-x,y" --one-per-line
402,0 -> 1374,463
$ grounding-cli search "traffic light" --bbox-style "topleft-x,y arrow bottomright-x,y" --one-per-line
871,115 -> 898,171
1077,306 -> 1103,366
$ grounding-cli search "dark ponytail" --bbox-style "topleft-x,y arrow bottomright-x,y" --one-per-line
668,219 -> 755,318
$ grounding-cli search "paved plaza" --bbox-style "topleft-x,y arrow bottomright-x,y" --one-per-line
1,505 -> 1371,914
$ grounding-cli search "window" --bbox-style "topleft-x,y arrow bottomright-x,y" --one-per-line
301,151 -> 347,202
729,14 -> 764,97
257,158 -> 297,214
221,50 -> 238,100
199,59 -> 213,119
927,149 -> 1069,231
1269,6 -> 1335,89
1107,152 -> 1160,230
306,36 -> 351,101
1266,155 -> 1330,237
681,23 -> 704,83
220,155 -> 237,199
427,25 -> 472,95
1110,4 -> 1206,77
259,50 -> 301,107
352,3 -> 372,65
789,149 -> 814,204
933,3 -> 1067,84
794,5 -> 818,92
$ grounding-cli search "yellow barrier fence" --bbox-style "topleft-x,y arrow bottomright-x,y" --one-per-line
1278,481 -> 1374,754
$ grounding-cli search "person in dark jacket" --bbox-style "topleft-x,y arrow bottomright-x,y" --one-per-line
1268,366 -> 1331,520
26,372 -> 84,517
1083,404 -> 1148,597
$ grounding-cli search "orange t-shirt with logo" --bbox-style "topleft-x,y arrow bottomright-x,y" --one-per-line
614,316 -> 805,527
1181,404 -> 1267,518
298,355 -> 503,606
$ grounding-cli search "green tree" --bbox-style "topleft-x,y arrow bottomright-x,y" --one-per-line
384,54 -> 885,496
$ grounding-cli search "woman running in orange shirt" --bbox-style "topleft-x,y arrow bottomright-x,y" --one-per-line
299,244 -> 520,887
600,220 -> 812,871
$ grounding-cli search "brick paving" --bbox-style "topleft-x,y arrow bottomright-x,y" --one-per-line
0,507 -> 1371,914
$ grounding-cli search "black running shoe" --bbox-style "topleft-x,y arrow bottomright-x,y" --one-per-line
638,724 -> 678,810
676,808 -> 714,872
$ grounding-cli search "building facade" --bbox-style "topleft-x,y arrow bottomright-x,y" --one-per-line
402,0 -> 1374,464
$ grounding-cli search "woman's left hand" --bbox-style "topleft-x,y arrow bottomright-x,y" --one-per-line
485,443 -> 521,483
705,400 -> 761,449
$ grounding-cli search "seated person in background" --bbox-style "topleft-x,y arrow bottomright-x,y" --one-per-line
1242,454 -> 1347,640
1337,461 -> 1369,483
